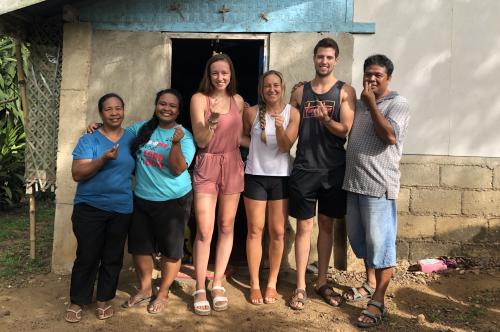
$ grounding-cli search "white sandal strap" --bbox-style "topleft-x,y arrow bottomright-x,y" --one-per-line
193,300 -> 210,307
192,289 -> 207,296
96,305 -> 112,312
66,308 -> 82,314
212,286 -> 226,292
212,296 -> 227,303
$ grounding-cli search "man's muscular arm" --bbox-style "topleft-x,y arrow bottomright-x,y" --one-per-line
289,84 -> 303,109
315,84 -> 356,138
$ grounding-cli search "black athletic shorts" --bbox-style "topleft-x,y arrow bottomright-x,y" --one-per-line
128,191 -> 193,259
243,174 -> 289,201
288,166 -> 346,220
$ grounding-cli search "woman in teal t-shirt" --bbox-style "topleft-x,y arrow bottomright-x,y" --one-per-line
124,89 -> 196,314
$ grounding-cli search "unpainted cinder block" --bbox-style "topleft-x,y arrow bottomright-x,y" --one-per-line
411,189 -> 461,215
409,242 -> 461,262
397,188 -> 410,213
440,165 -> 492,189
51,203 -> 77,275
397,215 -> 435,239
462,244 -> 500,260
488,218 -> 500,242
494,166 -> 500,189
435,216 -> 488,242
400,164 -> 439,187
462,191 -> 500,216
396,241 -> 410,260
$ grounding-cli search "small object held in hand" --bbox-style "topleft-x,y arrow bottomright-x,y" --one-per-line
207,117 -> 219,125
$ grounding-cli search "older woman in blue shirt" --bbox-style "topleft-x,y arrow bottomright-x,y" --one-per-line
66,93 -> 135,323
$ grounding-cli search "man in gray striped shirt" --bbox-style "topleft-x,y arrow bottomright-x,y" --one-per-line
342,54 -> 410,328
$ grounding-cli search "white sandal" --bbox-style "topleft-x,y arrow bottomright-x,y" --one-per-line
96,305 -> 113,320
65,307 -> 82,323
192,289 -> 211,316
211,286 -> 228,311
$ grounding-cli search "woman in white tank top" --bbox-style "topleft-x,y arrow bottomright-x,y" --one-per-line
242,70 -> 300,305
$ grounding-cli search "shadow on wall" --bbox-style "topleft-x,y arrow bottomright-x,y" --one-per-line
397,223 -> 500,264
355,0 -> 500,156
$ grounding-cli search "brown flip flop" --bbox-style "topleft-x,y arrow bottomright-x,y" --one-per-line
249,288 -> 263,305
264,287 -> 278,304
289,288 -> 307,310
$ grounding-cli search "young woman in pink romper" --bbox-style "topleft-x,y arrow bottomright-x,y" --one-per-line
190,54 -> 248,315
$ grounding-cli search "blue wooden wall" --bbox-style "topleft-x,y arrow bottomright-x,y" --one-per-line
78,0 -> 374,33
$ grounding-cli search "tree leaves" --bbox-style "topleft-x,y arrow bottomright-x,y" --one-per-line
0,36 -> 27,209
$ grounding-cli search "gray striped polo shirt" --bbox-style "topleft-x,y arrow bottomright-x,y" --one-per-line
342,91 -> 410,199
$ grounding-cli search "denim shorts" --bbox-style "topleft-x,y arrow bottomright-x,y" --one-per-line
345,192 -> 397,269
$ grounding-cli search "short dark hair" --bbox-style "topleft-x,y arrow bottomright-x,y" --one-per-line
98,93 -> 124,112
313,38 -> 340,58
363,54 -> 394,77
198,53 -> 237,96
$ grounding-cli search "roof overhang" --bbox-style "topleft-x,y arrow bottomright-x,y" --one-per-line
0,0 -> 48,15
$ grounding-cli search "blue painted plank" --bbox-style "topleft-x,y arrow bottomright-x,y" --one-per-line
78,0 -> 375,33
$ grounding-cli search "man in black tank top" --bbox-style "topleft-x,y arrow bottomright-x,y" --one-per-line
287,38 -> 356,310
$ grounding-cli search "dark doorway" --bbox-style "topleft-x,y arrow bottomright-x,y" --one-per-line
171,38 -> 264,131
171,37 -> 265,265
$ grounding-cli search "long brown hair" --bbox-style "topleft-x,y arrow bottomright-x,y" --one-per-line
257,70 -> 286,144
198,53 -> 237,96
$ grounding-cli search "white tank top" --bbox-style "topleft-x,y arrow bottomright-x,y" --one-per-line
245,104 -> 292,176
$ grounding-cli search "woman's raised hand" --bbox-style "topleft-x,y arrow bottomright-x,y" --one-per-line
172,126 -> 184,144
102,144 -> 119,161
271,113 -> 284,129
208,97 -> 221,122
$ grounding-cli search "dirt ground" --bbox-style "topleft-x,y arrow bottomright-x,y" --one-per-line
0,262 -> 499,332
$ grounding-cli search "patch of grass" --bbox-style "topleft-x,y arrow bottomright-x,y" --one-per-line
424,305 -> 486,326
426,310 -> 442,323
456,305 -> 485,324
0,200 -> 55,281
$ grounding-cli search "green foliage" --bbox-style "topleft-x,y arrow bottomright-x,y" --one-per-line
0,36 -> 29,209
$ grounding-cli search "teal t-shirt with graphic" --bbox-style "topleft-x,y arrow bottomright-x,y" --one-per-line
127,121 -> 196,201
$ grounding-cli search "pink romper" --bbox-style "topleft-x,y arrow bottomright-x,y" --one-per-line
193,96 -> 244,194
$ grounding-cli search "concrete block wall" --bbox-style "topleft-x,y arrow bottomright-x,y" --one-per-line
52,25 -> 172,274
52,23 -> 93,274
396,155 -> 500,263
